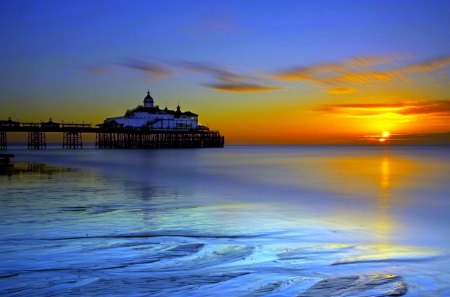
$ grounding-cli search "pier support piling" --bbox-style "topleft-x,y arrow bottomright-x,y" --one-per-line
0,131 -> 6,150
28,131 -> 46,149
63,131 -> 83,149
0,127 -> 226,150
95,130 -> 223,149
96,132 -> 115,148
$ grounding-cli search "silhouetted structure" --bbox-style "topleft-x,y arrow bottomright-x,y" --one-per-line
28,131 -> 46,149
0,131 -> 6,150
95,130 -> 223,149
0,91 -> 224,150
63,132 -> 83,149
102,91 -> 200,129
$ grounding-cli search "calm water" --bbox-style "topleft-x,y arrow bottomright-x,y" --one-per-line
0,146 -> 449,296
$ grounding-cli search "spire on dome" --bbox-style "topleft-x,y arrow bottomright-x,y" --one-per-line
143,89 -> 154,107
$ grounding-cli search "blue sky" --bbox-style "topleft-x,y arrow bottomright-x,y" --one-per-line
1,0 -> 449,143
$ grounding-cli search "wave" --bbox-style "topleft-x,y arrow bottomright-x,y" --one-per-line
44,232 -> 271,241
332,255 -> 442,265
298,274 -> 407,297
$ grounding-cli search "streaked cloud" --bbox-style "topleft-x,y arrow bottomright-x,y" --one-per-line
177,61 -> 244,84
399,56 -> 450,73
344,55 -> 397,68
274,62 -> 346,84
363,132 -> 450,145
274,55 -> 397,86
317,100 -> 450,118
122,59 -> 173,79
207,83 -> 283,93
180,61 -> 282,93
394,132 -> 450,144
326,87 -> 357,95
274,55 -> 450,93
84,54 -> 450,94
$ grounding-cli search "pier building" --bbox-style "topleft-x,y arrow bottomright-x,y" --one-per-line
102,91 -> 199,130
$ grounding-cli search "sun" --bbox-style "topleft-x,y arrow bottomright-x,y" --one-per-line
378,131 -> 390,143
363,130 -> 392,143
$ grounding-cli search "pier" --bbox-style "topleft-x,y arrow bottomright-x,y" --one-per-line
0,131 -> 6,149
0,119 -> 224,149
95,130 -> 223,149
1,91 -> 225,150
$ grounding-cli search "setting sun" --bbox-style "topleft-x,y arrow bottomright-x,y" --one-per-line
382,131 -> 391,138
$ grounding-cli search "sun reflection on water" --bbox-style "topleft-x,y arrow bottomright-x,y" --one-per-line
376,154 -> 393,241
312,149 -> 423,243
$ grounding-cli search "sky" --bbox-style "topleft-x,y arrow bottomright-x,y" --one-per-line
0,0 -> 449,144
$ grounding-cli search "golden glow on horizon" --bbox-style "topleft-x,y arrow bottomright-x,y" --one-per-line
378,131 -> 390,143
2,88 -> 449,145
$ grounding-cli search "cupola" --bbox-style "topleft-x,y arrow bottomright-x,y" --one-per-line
143,90 -> 154,107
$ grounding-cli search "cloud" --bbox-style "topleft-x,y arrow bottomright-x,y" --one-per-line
80,59 -> 173,82
330,71 -> 396,85
399,100 -> 450,116
326,87 -> 357,95
207,83 -> 284,93
85,54 -> 449,95
84,58 -> 282,93
344,55 -> 397,68
391,132 -> 450,145
274,62 -> 346,84
398,56 -> 450,73
363,132 -> 450,145
273,54 -> 450,93
183,55 -> 449,95
122,59 -> 172,79
180,61 -> 283,93
274,57 -> 399,89
317,100 -> 450,118
177,61 -> 244,84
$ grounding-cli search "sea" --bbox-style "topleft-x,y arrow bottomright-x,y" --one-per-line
0,146 -> 449,296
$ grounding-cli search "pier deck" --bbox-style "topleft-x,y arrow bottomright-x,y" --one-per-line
0,121 -> 224,149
